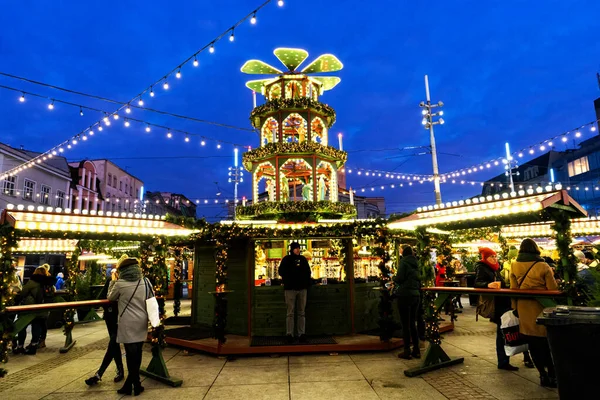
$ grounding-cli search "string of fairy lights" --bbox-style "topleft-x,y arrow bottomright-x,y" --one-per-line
344,117 -> 600,184
0,84 -> 254,151
0,0 -> 284,180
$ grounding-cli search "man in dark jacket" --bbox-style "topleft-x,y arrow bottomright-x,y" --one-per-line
278,242 -> 311,343
393,246 -> 422,359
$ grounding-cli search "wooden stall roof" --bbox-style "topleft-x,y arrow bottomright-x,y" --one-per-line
1,206 -> 197,240
388,189 -> 587,231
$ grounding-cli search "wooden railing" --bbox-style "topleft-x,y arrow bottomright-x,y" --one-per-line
404,286 -> 565,377
3,299 -> 181,387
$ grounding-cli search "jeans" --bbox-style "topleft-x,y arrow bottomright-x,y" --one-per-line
123,342 -> 144,386
398,296 -> 420,353
496,322 -> 510,367
524,335 -> 555,378
285,289 -> 307,336
97,320 -> 123,377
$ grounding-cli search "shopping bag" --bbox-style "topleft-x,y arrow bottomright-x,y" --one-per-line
144,278 -> 161,328
500,310 -> 528,356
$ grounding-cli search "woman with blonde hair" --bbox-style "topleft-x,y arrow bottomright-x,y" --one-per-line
108,256 -> 153,396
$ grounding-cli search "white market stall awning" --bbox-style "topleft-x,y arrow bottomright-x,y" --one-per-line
1,205 -> 197,239
388,190 -> 587,231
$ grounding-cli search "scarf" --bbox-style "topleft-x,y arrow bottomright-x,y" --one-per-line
515,253 -> 544,263
119,264 -> 142,282
481,259 -> 500,271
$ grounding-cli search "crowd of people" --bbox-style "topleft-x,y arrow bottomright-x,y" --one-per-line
8,257 -> 155,396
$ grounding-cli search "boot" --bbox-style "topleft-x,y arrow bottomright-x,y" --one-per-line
411,347 -> 421,359
12,346 -> 25,355
114,368 -> 125,383
117,379 -> 132,395
24,344 -> 37,355
398,348 -> 412,360
85,374 -> 101,386
133,382 -> 145,396
38,340 -> 46,349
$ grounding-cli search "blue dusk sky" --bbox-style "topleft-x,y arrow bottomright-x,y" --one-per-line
1,0 -> 599,220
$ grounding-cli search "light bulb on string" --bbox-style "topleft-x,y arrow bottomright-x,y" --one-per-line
201,140 -> 206,146
79,107 -> 84,116
125,105 -> 131,114
48,100 -> 55,110
176,68 -> 182,79
59,147 -> 64,153
163,80 -> 169,90
193,56 -> 199,67
98,125 -> 103,132
82,135 -> 88,141
217,143 -> 221,149
150,87 -> 155,97
145,125 -> 151,133
209,43 -> 215,53
229,29 -> 235,42
250,12 -> 257,24
19,93 -> 25,102
124,119 -> 130,127
184,134 -> 190,142
278,0 -> 284,6
592,125 -> 597,132
575,131 -> 581,138
562,136 -> 568,142
113,114 -> 119,120
89,128 -> 94,136
138,97 -> 144,106
167,131 -> 172,138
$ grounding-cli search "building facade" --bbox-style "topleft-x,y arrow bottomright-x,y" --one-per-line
88,159 -> 144,214
0,143 -> 72,211
68,160 -> 103,211
145,191 -> 197,217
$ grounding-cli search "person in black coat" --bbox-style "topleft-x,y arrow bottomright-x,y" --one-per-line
278,242 -> 311,343
85,269 -> 125,386
393,246 -> 422,360
474,247 -> 518,371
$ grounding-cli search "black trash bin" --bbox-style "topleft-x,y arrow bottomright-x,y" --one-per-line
537,306 -> 600,399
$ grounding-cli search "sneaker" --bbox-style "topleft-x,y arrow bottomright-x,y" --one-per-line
85,374 -> 101,386
498,364 -> 519,371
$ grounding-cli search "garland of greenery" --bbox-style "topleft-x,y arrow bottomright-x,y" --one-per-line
236,201 -> 357,221
415,227 -> 434,284
549,210 -> 582,305
370,228 -> 397,342
242,142 -> 347,170
249,98 -> 337,128
0,223 -> 19,374
172,247 -> 184,317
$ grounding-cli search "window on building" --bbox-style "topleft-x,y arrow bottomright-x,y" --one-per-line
568,156 -> 590,177
119,181 -> 123,191
107,173 -> 112,187
136,188 -> 139,198
524,166 -> 539,181
23,179 -> 35,200
3,176 -> 16,196
125,184 -> 128,194
83,174 -> 88,188
56,190 -> 65,208
113,176 -> 117,187
41,185 -> 51,205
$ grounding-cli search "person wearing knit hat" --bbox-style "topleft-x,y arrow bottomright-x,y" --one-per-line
107,255 -> 150,395
474,247 -> 518,371
278,241 -> 312,343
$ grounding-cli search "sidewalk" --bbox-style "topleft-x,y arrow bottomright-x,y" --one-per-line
0,298 -> 558,399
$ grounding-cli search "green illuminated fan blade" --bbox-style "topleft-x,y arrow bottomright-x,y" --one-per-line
241,60 -> 282,75
311,76 -> 341,91
245,78 -> 276,92
273,48 -> 309,71
301,54 -> 343,73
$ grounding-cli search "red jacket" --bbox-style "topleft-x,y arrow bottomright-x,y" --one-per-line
435,264 -> 446,287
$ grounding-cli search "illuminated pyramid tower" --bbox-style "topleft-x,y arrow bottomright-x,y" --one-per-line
240,48 -> 353,220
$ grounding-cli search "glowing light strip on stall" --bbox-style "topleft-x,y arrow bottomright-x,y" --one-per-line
501,217 -> 600,238
5,204 -> 197,237
16,239 -> 78,253
388,191 -> 554,231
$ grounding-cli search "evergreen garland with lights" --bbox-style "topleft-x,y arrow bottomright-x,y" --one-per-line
0,223 -> 19,373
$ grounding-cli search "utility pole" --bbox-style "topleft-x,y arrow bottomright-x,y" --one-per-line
504,142 -> 519,193
228,148 -> 243,219
420,75 -> 445,205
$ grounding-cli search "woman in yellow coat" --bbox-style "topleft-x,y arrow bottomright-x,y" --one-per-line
509,238 -> 558,388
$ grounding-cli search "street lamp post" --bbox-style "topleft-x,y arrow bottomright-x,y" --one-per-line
420,75 -> 445,205
228,148 -> 244,219
504,142 -> 519,193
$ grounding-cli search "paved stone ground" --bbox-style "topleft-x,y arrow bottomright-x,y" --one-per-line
0,298 -> 559,400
